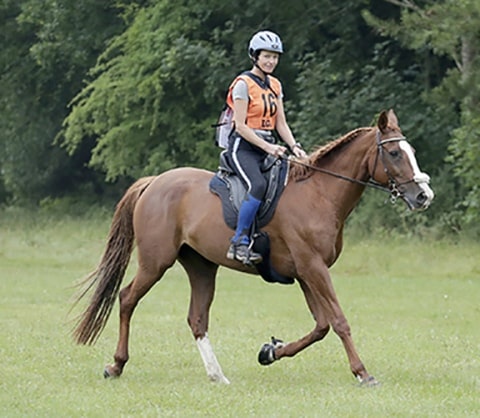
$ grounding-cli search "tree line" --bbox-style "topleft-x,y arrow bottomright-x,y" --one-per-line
1,0 -> 479,236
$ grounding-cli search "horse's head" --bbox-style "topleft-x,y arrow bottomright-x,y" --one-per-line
368,110 -> 434,210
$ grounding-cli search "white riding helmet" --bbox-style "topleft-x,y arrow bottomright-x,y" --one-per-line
248,31 -> 283,59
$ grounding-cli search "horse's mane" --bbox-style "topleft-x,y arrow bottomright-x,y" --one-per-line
289,127 -> 374,181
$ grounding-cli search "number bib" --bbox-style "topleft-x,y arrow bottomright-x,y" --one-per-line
226,72 -> 282,131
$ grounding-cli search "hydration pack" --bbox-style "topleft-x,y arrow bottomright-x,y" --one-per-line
213,105 -> 234,149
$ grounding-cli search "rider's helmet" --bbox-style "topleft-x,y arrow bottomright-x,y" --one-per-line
248,31 -> 283,60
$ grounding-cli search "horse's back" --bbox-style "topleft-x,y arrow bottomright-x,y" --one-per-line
133,167 -> 230,253
137,167 -> 214,213
154,167 -> 214,187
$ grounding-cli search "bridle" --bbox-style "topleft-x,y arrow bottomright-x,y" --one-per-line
371,131 -> 413,203
286,130 -> 417,204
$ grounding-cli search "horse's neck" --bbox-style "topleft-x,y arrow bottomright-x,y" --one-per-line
314,131 -> 373,219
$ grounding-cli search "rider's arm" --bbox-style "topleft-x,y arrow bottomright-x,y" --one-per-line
275,97 -> 307,158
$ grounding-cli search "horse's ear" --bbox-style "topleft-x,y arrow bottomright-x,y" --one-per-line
387,109 -> 399,127
377,110 -> 389,133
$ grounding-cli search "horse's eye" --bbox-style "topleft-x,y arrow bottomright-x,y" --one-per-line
389,150 -> 399,158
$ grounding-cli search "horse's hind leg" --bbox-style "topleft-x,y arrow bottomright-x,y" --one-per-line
178,246 -> 229,384
104,259 -> 173,379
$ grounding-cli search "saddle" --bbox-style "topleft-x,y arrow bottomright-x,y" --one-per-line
209,151 -> 289,230
209,151 -> 294,285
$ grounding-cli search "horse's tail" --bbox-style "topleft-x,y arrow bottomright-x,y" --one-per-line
72,176 -> 156,345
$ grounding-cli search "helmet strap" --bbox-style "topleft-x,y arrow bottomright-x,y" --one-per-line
252,57 -> 272,77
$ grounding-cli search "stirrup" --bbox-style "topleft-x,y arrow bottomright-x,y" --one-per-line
227,243 -> 262,264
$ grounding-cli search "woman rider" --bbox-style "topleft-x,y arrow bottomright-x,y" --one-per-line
226,30 -> 307,264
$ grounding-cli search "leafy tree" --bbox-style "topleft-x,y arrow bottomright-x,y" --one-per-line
63,1 -> 232,179
364,0 -> 480,232
0,0 -> 126,201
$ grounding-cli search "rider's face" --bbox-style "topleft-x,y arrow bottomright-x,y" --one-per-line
257,51 -> 280,74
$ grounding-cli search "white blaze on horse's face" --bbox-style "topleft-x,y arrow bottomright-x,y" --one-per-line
399,140 -> 435,209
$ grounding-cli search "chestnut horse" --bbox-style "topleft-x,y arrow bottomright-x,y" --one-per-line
73,110 -> 434,386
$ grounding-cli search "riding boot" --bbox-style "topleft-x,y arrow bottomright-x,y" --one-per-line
227,194 -> 263,263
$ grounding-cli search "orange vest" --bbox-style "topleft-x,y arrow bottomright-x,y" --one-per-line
226,73 -> 282,131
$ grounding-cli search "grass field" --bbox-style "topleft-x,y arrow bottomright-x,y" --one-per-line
1,210 -> 479,417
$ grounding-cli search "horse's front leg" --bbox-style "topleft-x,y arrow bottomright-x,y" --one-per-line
259,261 -> 378,386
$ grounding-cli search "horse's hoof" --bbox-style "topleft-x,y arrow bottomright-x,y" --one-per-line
258,336 -> 285,366
103,364 -> 120,379
103,366 -> 113,379
360,375 -> 380,387
258,342 -> 276,365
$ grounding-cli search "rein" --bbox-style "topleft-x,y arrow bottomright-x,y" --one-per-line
286,131 -> 409,203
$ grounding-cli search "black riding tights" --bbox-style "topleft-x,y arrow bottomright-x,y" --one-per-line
227,135 -> 269,200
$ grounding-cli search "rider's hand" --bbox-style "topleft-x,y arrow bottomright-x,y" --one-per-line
266,143 -> 287,158
291,143 -> 307,158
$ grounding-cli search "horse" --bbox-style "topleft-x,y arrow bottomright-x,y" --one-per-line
72,109 -> 434,386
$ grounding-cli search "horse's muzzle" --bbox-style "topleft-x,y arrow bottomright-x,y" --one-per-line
402,173 -> 434,211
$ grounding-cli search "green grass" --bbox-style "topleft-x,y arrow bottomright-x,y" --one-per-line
1,211 -> 479,417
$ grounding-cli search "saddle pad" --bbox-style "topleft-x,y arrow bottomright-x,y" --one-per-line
209,158 -> 289,230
